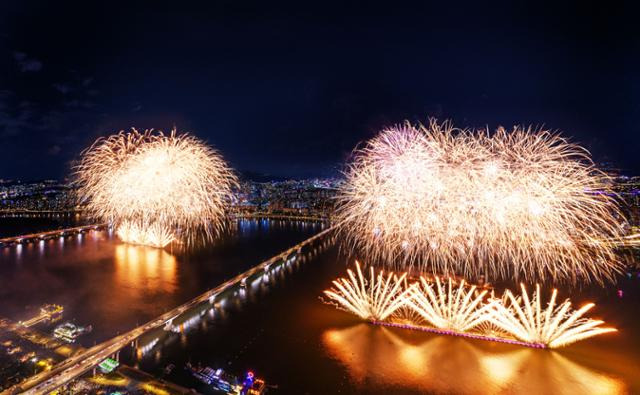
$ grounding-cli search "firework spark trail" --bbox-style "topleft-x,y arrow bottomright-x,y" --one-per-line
404,277 -> 489,332
74,128 -> 237,247
115,220 -> 175,248
323,261 -> 410,321
485,284 -> 617,348
336,120 -> 625,284
323,263 -> 616,348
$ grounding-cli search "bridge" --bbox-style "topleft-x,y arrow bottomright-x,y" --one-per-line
0,224 -> 106,248
0,214 -> 329,248
233,212 -> 330,222
0,209 -> 83,215
4,226 -> 335,395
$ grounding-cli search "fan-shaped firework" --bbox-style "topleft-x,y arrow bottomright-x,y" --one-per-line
485,284 -> 617,348
405,277 -> 489,332
336,120 -> 625,283
323,263 -> 617,348
323,261 -> 410,321
74,128 -> 237,247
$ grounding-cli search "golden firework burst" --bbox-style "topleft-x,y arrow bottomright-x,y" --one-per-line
74,128 -> 237,247
336,120 -> 625,284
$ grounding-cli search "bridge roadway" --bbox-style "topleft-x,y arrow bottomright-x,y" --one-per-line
5,226 -> 334,395
0,209 -> 83,215
234,213 -> 330,222
0,224 -> 106,246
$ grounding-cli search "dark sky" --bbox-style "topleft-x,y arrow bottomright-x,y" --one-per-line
0,1 -> 638,180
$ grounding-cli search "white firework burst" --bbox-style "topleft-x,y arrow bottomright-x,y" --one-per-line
336,120 -> 625,284
323,261 -> 410,321
485,284 -> 617,348
404,276 -> 490,332
323,263 -> 617,349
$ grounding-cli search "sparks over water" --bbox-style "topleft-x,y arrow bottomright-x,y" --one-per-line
336,120 -> 626,284
323,262 -> 616,349
74,128 -> 237,247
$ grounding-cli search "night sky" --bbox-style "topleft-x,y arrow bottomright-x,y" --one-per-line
0,2 -> 638,180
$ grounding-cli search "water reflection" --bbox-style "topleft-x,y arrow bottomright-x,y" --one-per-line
115,244 -> 177,293
131,240 -> 332,361
322,323 -> 625,394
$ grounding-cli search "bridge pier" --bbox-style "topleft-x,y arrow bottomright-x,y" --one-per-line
164,318 -> 173,331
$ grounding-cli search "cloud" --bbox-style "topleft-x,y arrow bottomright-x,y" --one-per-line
48,145 -> 62,155
53,83 -> 72,94
13,51 -> 43,72
0,111 -> 30,137
63,99 -> 94,109
0,69 -> 99,144
0,96 -> 50,138
0,90 -> 12,110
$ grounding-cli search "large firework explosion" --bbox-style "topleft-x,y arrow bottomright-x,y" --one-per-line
74,128 -> 237,247
336,120 -> 626,284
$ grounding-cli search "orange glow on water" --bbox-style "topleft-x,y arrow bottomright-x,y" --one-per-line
115,244 -> 177,294
322,324 -> 626,394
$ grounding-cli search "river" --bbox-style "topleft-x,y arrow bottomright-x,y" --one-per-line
0,217 -> 638,394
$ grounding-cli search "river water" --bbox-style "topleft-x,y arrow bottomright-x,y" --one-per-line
0,218 -> 639,394
0,213 -> 84,238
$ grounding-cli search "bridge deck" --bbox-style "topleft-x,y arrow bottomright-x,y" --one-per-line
0,224 -> 106,246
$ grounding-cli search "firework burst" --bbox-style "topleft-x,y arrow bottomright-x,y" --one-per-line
74,128 -> 237,247
485,284 -> 617,348
323,261 -> 410,321
404,277 -> 489,332
336,120 -> 625,284
323,263 -> 616,348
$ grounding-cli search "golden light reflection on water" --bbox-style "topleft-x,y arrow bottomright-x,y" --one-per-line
115,244 -> 177,293
322,324 -> 626,394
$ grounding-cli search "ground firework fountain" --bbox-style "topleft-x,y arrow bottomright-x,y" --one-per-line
74,128 -> 237,247
323,262 -> 616,349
